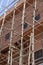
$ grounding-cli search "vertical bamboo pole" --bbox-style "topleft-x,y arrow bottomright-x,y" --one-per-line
28,34 -> 32,65
32,0 -> 37,65
19,0 -> 26,65
0,13 -> 6,55
8,7 -> 16,65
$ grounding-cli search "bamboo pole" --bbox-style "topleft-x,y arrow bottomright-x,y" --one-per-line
19,0 -> 26,65
32,0 -> 37,65
8,8 -> 16,65
28,34 -> 32,65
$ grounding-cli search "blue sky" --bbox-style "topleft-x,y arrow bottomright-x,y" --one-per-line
0,0 -> 19,16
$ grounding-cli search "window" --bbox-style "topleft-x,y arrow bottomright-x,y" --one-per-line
21,22 -> 28,29
35,14 -> 40,20
24,22 -> 28,29
5,33 -> 10,40
35,9 -> 40,21
34,49 -> 43,60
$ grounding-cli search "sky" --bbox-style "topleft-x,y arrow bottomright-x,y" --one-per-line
0,0 -> 19,16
